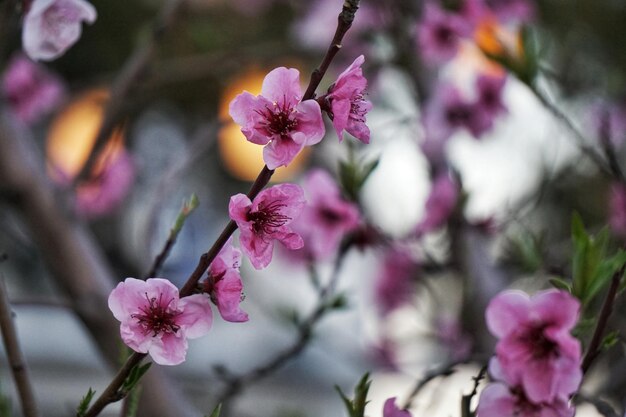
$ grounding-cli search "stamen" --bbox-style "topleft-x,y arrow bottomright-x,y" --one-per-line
247,200 -> 291,235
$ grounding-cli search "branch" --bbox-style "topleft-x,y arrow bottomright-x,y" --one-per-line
581,265 -> 625,373
214,244 -> 350,411
73,0 -> 187,185
0,274 -> 41,417
79,0 -> 364,413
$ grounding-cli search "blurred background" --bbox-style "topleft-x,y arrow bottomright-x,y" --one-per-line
0,0 -> 626,416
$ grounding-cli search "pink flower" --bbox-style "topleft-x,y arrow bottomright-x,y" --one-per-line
75,150 -> 136,219
326,55 -> 372,144
22,0 -> 97,61
477,383 -> 574,417
590,100 -> 626,148
375,248 -> 419,315
610,182 -> 626,238
417,3 -> 472,64
1,54 -> 65,124
468,0 -> 535,24
229,67 -> 325,169
108,278 -> 212,366
229,183 -> 306,269
293,169 -> 360,260
473,73 -> 507,131
486,289 -> 582,403
416,174 -> 459,235
383,397 -> 412,417
434,316 -> 472,361
203,241 -> 249,323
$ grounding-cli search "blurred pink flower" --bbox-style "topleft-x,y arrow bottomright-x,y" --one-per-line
434,316 -> 472,361
383,397 -> 412,417
22,0 -> 97,61
609,182 -> 626,238
294,169 -> 360,260
375,248 -> 419,315
486,289 -> 582,403
325,55 -> 372,144
1,54 -> 65,124
591,100 -> 626,148
477,383 -> 574,417
75,150 -> 135,219
229,67 -> 325,169
416,174 -> 459,235
108,278 -> 212,366
468,0 -> 535,24
229,183 -> 306,269
474,73 -> 507,131
417,3 -> 472,64
204,241 -> 248,323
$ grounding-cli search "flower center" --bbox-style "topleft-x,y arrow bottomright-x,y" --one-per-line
445,103 -> 473,127
511,387 -> 542,417
247,201 -> 291,235
256,98 -> 298,137
349,94 -> 368,123
435,25 -> 455,45
319,207 -> 344,225
132,293 -> 181,337
524,325 -> 558,359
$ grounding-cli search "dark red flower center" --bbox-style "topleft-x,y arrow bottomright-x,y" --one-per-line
256,98 -> 298,137
132,292 -> 181,337
319,207 -> 345,225
247,200 -> 291,235
434,24 -> 456,45
523,324 -> 558,359
445,103 -> 474,127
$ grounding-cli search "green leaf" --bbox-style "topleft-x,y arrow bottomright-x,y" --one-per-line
208,404 -> 222,417
76,388 -> 96,417
122,363 -> 152,393
328,293 -> 348,310
171,194 -> 200,236
602,331 -> 620,350
549,277 -> 572,292
335,373 -> 372,417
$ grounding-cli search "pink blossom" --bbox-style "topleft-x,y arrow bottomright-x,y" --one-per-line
203,241 -> 248,323
229,183 -> 306,269
293,169 -> 360,260
610,182 -> 626,238
1,54 -> 65,124
486,289 -> 582,403
468,0 -> 535,24
229,67 -> 325,169
108,278 -> 212,366
375,248 -> 419,315
417,3 -> 472,64
74,150 -> 135,219
473,73 -> 507,131
416,174 -> 459,235
22,0 -> 97,61
434,316 -> 472,361
590,100 -> 626,148
477,383 -> 574,417
383,397 -> 412,417
325,55 -> 372,144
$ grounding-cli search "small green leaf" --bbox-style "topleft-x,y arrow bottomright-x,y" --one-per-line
602,331 -> 620,350
328,293 -> 348,310
76,388 -> 96,417
208,404 -> 222,417
549,277 -> 572,292
336,373 -> 372,417
122,363 -> 152,392
171,194 -> 200,236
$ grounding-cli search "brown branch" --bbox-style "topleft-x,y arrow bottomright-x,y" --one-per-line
73,0 -> 187,186
0,111 -> 197,417
581,266 -> 625,373
214,244 -> 350,412
79,0 -> 364,414
0,274 -> 41,417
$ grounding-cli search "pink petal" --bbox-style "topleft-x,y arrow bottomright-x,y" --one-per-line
476,383 -> 516,417
229,193 -> 252,224
276,230 -> 304,250
485,290 -> 530,338
331,98 -> 351,141
261,67 -> 302,106
148,332 -> 188,366
214,270 -> 249,322
383,397 -> 412,417
263,136 -> 305,169
291,99 -> 325,146
177,294 -> 213,339
240,228 -> 274,269
531,290 -> 580,330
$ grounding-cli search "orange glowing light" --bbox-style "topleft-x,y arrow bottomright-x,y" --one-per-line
474,18 -> 524,60
46,88 -> 124,181
218,67 -> 310,182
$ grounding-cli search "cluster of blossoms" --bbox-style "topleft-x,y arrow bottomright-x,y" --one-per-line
108,56 -> 373,365
477,289 -> 582,417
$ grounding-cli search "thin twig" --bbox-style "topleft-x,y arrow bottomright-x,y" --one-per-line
81,0 -> 363,413
214,243 -> 350,410
0,274 -> 41,417
73,0 -> 187,186
581,265 -> 625,373
461,366 -> 487,417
